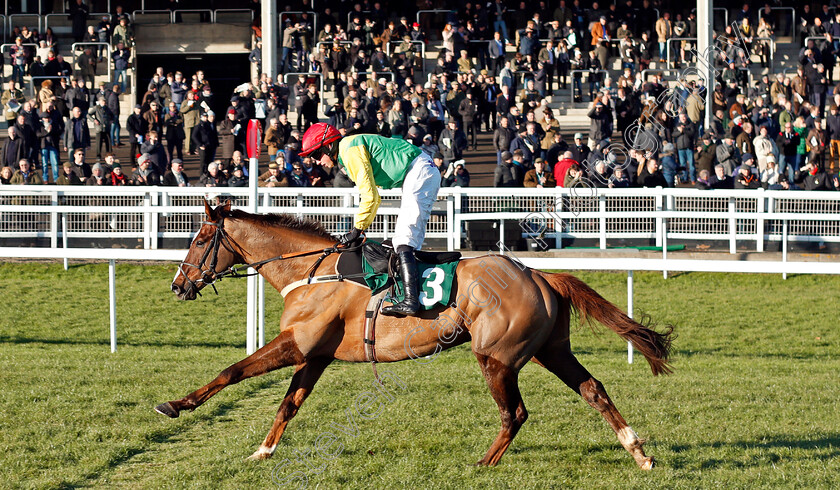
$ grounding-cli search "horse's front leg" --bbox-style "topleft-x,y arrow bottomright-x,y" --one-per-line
248,356 -> 333,460
154,329 -> 305,418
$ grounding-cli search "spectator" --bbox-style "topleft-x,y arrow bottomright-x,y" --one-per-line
776,122 -> 801,182
130,154 -> 160,186
695,133 -> 717,179
126,104 -> 147,166
734,161 -> 761,189
163,159 -> 190,187
795,161 -> 836,190
495,151 -> 522,187
1,127 -> 26,169
564,163 -> 584,187
37,112 -> 61,183
10,158 -> 43,185
674,112 -> 697,183
444,161 -> 471,187
493,116 -> 516,165
85,163 -> 109,186
695,169 -> 712,190
438,119 -> 467,165
2,80 -> 25,126
258,162 -> 288,187
88,97 -> 114,159
199,161 -> 228,187
640,158 -> 668,188
140,130 -> 167,175
709,164 -> 734,189
218,109 -> 238,163
143,100 -> 162,134
286,162 -> 310,187
587,99 -> 613,150
164,101 -> 185,162
56,162 -> 82,185
458,91 -> 479,151
63,106 -> 90,162
524,158 -> 556,188
109,162 -> 129,186
420,134 -> 439,157
219,163 -> 244,187
715,132 -> 740,176
609,167 -> 631,188
112,42 -> 130,93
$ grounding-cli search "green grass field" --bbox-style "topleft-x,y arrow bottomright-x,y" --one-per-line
0,262 -> 838,489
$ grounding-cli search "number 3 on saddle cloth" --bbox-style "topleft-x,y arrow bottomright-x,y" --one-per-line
336,240 -> 461,310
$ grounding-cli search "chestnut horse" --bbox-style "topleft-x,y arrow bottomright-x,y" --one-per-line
158,201 -> 673,469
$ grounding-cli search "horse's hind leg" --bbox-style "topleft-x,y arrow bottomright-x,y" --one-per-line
474,353 -> 528,466
533,346 -> 654,470
155,329 -> 305,418
248,357 -> 332,460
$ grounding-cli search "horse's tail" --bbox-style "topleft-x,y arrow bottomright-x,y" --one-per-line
537,271 -> 674,376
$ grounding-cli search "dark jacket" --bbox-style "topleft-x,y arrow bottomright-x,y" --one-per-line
494,161 -> 523,187
162,170 -> 190,186
127,112 -> 148,140
587,105 -> 613,142
493,126 -> 515,153
63,116 -> 90,149
438,127 -> 467,162
192,120 -> 219,150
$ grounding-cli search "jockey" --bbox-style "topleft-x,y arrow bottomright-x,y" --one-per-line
298,123 -> 442,316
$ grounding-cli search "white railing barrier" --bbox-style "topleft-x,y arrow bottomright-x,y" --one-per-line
2,187 -> 840,255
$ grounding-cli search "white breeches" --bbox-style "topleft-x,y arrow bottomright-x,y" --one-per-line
392,152 -> 441,251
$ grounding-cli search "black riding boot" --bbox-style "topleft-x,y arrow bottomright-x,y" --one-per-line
382,251 -> 420,316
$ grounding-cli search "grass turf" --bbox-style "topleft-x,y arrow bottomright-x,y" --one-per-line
0,262 -> 838,489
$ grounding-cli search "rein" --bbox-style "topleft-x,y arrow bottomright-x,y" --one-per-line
178,215 -> 364,298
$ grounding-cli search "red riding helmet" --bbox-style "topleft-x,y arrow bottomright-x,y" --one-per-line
299,123 -> 342,157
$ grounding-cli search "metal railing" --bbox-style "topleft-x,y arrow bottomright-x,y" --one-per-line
665,37 -> 696,67
1,42 -> 38,80
71,42 -> 113,81
214,9 -> 255,24
804,35 -> 830,49
2,187 -> 840,255
416,9 -> 455,26
26,75 -> 70,98
172,9 -> 213,23
131,10 -> 173,25
770,7 -> 797,41
8,13 -> 42,33
569,69 -> 609,105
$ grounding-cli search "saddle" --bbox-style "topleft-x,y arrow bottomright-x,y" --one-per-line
336,240 -> 462,294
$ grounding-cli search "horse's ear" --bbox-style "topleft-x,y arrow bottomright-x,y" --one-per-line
221,200 -> 232,214
203,199 -> 213,220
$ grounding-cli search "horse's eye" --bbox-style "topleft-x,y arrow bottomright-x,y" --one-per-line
196,240 -> 205,247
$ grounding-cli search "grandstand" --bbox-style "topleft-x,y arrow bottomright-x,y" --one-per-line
0,1 -> 838,252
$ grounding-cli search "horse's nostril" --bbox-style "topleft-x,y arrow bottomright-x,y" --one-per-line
172,283 -> 182,294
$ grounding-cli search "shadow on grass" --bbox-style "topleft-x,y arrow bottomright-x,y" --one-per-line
669,433 -> 840,469
1,336 -> 243,349
69,377 -> 286,487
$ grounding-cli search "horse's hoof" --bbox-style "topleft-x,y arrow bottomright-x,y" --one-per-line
154,401 -> 179,418
640,457 -> 655,470
247,448 -> 274,461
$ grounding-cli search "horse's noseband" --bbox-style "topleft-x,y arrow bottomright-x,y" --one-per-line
178,218 -> 234,297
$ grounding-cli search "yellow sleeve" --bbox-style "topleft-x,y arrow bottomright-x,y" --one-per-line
342,145 -> 381,230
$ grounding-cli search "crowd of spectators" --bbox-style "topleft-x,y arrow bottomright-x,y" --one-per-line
2,1 -> 840,192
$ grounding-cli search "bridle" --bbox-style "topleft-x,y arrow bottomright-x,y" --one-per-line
177,217 -> 236,297
176,214 -> 364,298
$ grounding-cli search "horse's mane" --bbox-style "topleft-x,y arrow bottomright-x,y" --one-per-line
225,209 -> 335,240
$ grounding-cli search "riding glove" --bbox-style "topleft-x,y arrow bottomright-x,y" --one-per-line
339,227 -> 363,245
